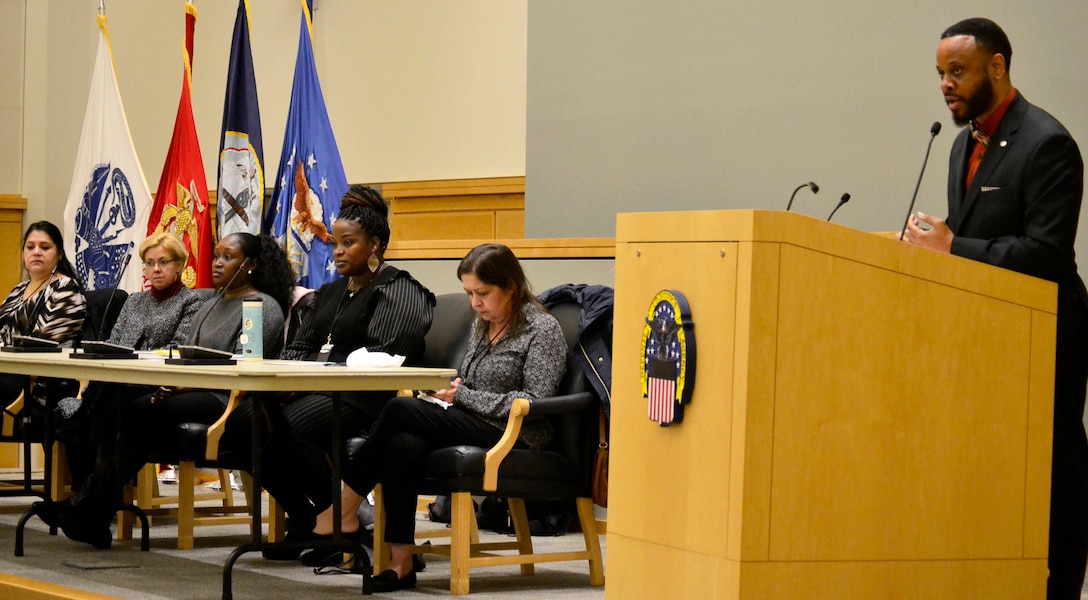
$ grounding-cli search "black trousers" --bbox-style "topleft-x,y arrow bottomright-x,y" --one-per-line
342,396 -> 504,544
1047,296 -> 1088,600
220,392 -> 374,528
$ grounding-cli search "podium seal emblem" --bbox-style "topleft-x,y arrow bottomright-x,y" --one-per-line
640,290 -> 696,426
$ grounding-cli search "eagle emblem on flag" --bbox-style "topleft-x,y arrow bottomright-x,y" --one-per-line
640,290 -> 696,426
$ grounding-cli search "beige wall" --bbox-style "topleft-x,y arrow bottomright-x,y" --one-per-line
0,0 -> 24,195
15,0 -> 527,226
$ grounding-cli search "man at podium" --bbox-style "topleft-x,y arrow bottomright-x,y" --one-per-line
904,18 -> 1088,600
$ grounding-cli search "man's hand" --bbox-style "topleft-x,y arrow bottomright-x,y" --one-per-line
903,212 -> 953,253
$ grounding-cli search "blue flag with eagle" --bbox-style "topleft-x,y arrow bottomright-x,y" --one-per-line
265,0 -> 347,288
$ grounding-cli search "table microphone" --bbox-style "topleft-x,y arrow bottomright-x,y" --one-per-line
94,251 -> 132,341
787,181 -> 819,211
898,122 -> 942,240
827,193 -> 851,222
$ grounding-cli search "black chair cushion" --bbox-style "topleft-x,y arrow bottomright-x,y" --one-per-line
420,445 -> 588,501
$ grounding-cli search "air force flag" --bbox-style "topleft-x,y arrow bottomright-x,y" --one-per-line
265,0 -> 348,289
63,12 -> 153,294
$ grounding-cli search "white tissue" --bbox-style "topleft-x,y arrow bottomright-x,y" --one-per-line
345,347 -> 406,368
417,391 -> 451,409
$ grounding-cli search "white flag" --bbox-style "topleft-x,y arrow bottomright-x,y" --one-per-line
63,14 -> 152,294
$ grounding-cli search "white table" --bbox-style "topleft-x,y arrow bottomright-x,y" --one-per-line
2,349 -> 456,598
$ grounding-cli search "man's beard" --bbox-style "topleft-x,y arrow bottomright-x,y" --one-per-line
952,77 -> 996,126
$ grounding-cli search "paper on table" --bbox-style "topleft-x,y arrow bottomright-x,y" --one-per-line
345,347 -> 406,368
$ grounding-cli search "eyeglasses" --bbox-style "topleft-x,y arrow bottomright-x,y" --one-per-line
142,259 -> 178,269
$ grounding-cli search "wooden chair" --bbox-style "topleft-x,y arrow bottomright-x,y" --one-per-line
117,389 -> 284,550
0,288 -> 127,504
370,295 -> 605,595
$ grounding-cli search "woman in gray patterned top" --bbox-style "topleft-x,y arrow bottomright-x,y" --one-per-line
309,243 -> 567,593
59,232 -> 204,489
106,231 -> 203,349
44,233 -> 294,549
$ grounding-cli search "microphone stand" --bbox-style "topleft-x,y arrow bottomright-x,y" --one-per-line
827,193 -> 851,222
899,123 -> 942,240
787,181 -> 818,212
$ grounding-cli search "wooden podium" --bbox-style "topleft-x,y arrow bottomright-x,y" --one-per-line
607,210 -> 1056,599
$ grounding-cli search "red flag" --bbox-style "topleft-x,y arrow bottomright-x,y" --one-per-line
148,2 -> 212,289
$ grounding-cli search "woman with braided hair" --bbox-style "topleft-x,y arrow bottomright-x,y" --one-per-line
238,184 -> 435,559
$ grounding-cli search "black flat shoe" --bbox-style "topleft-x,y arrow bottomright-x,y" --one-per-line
59,508 -> 112,550
307,547 -> 426,574
299,529 -> 372,566
32,501 -> 68,529
370,569 -> 416,593
263,528 -> 364,561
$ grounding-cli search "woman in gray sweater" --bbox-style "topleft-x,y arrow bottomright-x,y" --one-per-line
59,232 -> 204,488
106,231 -> 204,350
44,233 -> 295,549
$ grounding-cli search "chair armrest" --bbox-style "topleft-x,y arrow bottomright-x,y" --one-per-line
481,391 -> 596,491
204,390 -> 246,461
483,397 -> 531,492
522,391 -> 596,417
1,376 -> 42,437
2,392 -> 24,437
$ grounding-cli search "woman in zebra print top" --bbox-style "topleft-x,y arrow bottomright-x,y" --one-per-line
0,221 -> 86,404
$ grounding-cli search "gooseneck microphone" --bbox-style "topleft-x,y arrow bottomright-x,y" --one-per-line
95,252 -> 133,341
192,257 -> 253,346
786,181 -> 819,211
899,122 -> 942,240
827,193 -> 851,222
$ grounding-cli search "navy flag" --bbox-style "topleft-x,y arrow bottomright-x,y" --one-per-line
265,0 -> 348,288
217,0 -> 264,238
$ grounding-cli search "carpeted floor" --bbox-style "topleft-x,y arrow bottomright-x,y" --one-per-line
0,487 -> 606,600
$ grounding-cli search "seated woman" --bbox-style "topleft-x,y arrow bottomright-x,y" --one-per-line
107,231 -> 204,350
310,243 -> 567,592
58,231 -> 204,487
0,221 -> 86,399
47,232 -> 294,549
235,184 -> 434,559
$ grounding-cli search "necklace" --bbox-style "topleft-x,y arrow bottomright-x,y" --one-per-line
463,319 -> 512,388
346,263 -> 386,298
23,278 -> 49,301
487,319 -> 510,345
319,267 -> 388,361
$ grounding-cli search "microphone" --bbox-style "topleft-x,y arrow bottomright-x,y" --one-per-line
899,122 -> 942,240
787,181 -> 819,211
192,257 -> 253,346
94,251 -> 133,342
827,193 -> 851,222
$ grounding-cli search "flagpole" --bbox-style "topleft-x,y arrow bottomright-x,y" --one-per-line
98,0 -> 105,16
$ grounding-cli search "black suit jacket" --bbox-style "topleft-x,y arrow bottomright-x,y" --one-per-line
946,92 -> 1088,307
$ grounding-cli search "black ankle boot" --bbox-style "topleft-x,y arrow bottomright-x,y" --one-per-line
59,504 -> 113,549
32,500 -> 70,528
